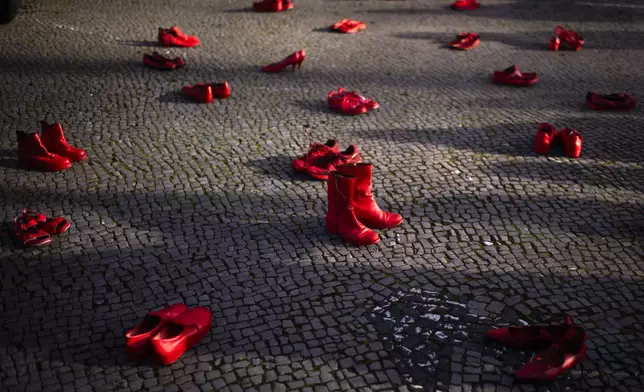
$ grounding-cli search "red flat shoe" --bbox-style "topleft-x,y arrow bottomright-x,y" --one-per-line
143,53 -> 176,70
16,131 -> 72,172
40,121 -> 88,162
152,52 -> 185,68
126,303 -> 188,360
158,26 -> 201,47
486,315 -> 575,349
450,32 -> 480,50
331,19 -> 367,34
151,307 -> 212,365
557,128 -> 583,158
262,50 -> 306,73
292,140 -> 340,173
452,0 -> 480,11
305,145 -> 361,180
12,216 -> 52,247
253,0 -> 282,12
492,65 -> 538,86
336,87 -> 379,110
328,92 -> 368,115
586,92 -> 637,111
183,84 -> 213,103
553,26 -> 583,51
22,209 -> 70,235
534,123 -> 557,155
516,326 -> 587,381
209,81 -> 231,99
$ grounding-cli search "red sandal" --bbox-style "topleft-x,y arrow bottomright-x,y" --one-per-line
450,32 -> 480,50
12,216 -> 52,247
22,209 -> 71,235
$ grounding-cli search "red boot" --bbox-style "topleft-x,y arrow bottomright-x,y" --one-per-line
40,121 -> 88,162
17,131 -> 72,172
151,307 -> 212,365
534,123 -> 557,155
336,163 -> 403,229
126,303 -> 188,360
558,128 -> 583,158
183,84 -> 213,103
262,50 -> 306,73
326,171 -> 380,246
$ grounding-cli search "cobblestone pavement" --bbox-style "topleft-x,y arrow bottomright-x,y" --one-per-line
1,0 -> 644,391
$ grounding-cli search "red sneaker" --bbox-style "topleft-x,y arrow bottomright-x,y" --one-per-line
40,121 -> 87,162
292,140 -> 340,173
22,209 -> 70,235
492,65 -> 538,86
126,303 -> 188,360
552,26 -> 583,51
12,215 -> 52,247
158,27 -> 201,47
253,0 -> 282,12
486,315 -> 575,349
183,84 -> 214,103
151,307 -> 212,365
534,123 -> 557,155
17,131 -> 72,172
586,92 -> 637,111
451,0 -> 480,10
450,32 -> 480,50
557,128 -> 583,158
262,50 -> 306,73
331,19 -> 367,34
209,81 -> 231,99
305,145 -> 361,180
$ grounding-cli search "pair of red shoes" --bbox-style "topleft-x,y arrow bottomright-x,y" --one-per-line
534,123 -> 583,158
327,163 -> 403,246
292,139 -> 361,180
13,209 -> 70,247
126,304 -> 212,365
493,65 -> 539,86
587,92 -> 637,111
143,52 -> 185,71
253,0 -> 293,12
452,0 -> 480,10
183,82 -> 232,103
158,26 -> 201,47
330,19 -> 367,34
17,121 -> 87,172
549,26 -> 583,51
328,87 -> 379,115
486,315 -> 587,381
262,49 -> 306,73
450,32 -> 480,50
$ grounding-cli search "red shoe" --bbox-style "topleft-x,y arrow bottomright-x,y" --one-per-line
336,163 -> 403,229
548,37 -> 560,51
292,140 -> 340,172
152,52 -> 185,68
12,216 -> 52,247
452,0 -> 480,10
40,121 -> 87,162
158,26 -> 201,47
336,87 -> 379,110
282,0 -> 294,10
209,81 -> 231,99
331,19 -> 367,34
450,32 -> 480,50
253,0 -> 282,12
557,128 -> 583,158
151,307 -> 212,365
516,326 -> 588,381
22,209 -> 70,235
534,123 -> 557,155
262,50 -> 306,73
126,303 -> 188,360
17,131 -> 72,172
492,65 -> 538,86
486,315 -> 575,349
326,171 -> 380,246
143,54 -> 176,70
183,84 -> 213,103
586,92 -> 637,111
553,26 -> 583,51
304,145 -> 361,180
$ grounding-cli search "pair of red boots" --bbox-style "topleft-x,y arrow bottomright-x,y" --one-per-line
183,82 -> 232,103
143,52 -> 185,71
450,32 -> 480,50
126,304 -> 212,365
292,139 -> 361,180
158,26 -> 200,47
253,0 -> 293,12
17,121 -> 87,172
486,315 -> 587,381
331,19 -> 367,34
493,65 -> 539,86
13,209 -> 70,247
549,26 -> 583,51
262,49 -> 306,73
452,0 -> 480,10
328,87 -> 380,115
534,123 -> 583,158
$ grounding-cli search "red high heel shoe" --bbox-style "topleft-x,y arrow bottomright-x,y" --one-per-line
486,315 -> 575,349
158,26 -> 201,47
515,326 -> 588,381
534,123 -> 557,155
261,50 -> 306,73
557,128 -> 583,158
452,0 -> 480,11
552,26 -> 583,51
16,131 -> 72,172
292,140 -> 340,172
183,84 -> 214,103
492,65 -> 538,86
450,32 -> 480,50
326,171 -> 380,246
209,81 -> 231,99
304,145 -> 361,180
151,307 -> 212,365
586,92 -> 637,111
40,121 -> 87,162
12,215 -> 52,247
22,209 -> 70,235
336,163 -> 403,229
126,303 -> 188,360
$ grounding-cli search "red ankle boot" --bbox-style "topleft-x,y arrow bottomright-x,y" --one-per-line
40,121 -> 88,162
326,171 -> 380,246
17,131 -> 72,172
558,128 -> 583,158
534,123 -> 557,155
336,163 -> 403,229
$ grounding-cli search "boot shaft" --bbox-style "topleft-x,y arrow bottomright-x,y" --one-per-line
336,162 -> 372,196
17,131 -> 50,157
40,121 -> 68,149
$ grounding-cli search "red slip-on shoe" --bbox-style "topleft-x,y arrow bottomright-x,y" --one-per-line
516,326 -> 588,381
292,140 -> 340,173
183,84 -> 214,103
151,307 -> 213,365
486,314 -> 575,349
534,123 -> 557,155
450,32 -> 480,50
143,54 -> 176,71
305,145 -> 361,180
16,131 -> 72,172
209,81 -> 231,99
452,0 -> 480,11
331,19 -> 367,34
126,303 -> 189,360
151,51 -> 185,69
158,27 -> 201,48
492,65 -> 538,86
253,0 -> 282,12
262,50 -> 306,73
22,209 -> 70,235
586,92 -> 637,111
554,26 -> 583,51
12,216 -> 52,247
336,87 -> 379,110
557,128 -> 582,158
40,121 -> 88,162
